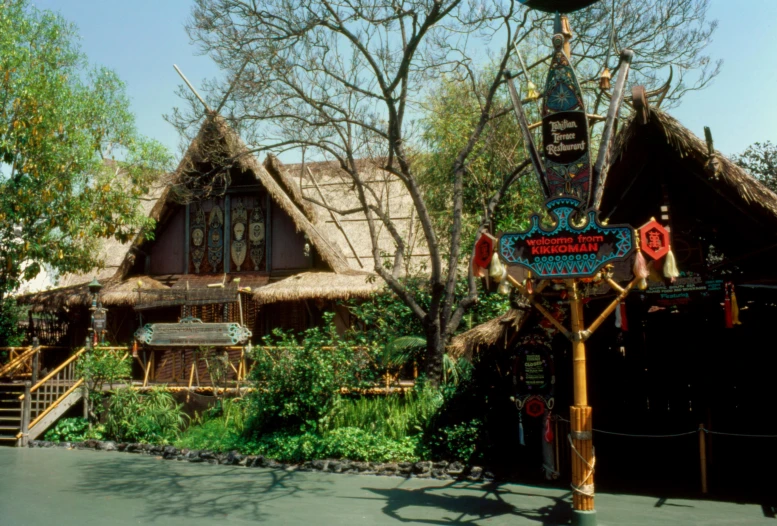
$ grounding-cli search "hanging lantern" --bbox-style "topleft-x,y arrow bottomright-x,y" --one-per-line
599,67 -> 611,90
526,81 -> 540,100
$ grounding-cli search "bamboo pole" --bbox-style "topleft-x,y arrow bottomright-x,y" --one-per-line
699,424 -> 708,494
568,282 -> 595,514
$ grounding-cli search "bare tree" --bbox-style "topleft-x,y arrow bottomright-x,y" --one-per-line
168,0 -> 718,383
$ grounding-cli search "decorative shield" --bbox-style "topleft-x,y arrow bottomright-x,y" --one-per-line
190,204 -> 206,274
249,206 -> 266,270
639,220 -> 670,260
231,200 -> 248,270
208,204 -> 224,272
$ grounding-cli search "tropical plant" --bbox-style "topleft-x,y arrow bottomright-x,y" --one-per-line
320,388 -> 444,441
0,297 -> 25,348
77,347 -> 132,423
246,314 -> 370,434
103,387 -> 188,444
44,417 -> 104,442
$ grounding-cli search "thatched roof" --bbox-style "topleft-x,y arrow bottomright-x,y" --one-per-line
447,307 -> 530,362
20,276 -> 169,312
606,108 -> 777,227
274,158 -> 431,275
252,271 -> 383,304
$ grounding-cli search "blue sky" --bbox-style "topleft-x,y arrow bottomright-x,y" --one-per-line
32,0 -> 777,161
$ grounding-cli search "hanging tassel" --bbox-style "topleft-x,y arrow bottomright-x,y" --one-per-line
663,248 -> 680,281
489,256 -> 505,282
724,282 -> 733,329
525,271 -> 533,295
498,276 -> 512,295
473,260 -> 486,278
731,289 -> 742,325
633,250 -> 649,290
518,412 -> 525,446
615,301 -> 628,331
544,411 -> 554,443
620,302 -> 629,331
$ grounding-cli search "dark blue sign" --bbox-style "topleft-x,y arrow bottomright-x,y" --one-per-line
499,196 -> 634,279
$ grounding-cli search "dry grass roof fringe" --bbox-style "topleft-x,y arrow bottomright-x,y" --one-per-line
252,271 -> 382,304
612,108 -> 777,222
446,307 -> 531,362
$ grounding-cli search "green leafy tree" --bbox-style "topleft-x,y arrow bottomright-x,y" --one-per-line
733,141 -> 777,193
76,347 -> 132,423
0,0 -> 171,302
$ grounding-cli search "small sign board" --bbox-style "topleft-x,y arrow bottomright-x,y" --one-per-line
134,318 -> 252,347
516,344 -> 554,395
640,220 -> 670,260
499,196 -> 634,279
542,34 -> 592,202
473,233 -> 495,268
93,308 -> 107,331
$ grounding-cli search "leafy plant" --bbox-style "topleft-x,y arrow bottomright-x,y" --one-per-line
426,419 -> 484,464
320,389 -> 443,441
44,417 -> 104,442
0,298 -> 25,348
246,313 -> 370,434
77,347 -> 132,423
103,387 -> 188,444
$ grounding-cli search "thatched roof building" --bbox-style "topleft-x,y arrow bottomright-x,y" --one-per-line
448,107 -> 777,361
18,114 -> 428,317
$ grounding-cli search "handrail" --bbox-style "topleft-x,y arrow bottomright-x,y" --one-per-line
0,346 -> 36,377
19,347 -> 87,399
28,378 -> 84,429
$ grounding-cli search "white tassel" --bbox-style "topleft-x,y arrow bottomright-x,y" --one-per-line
663,249 -> 680,280
498,277 -> 512,295
489,256 -> 505,282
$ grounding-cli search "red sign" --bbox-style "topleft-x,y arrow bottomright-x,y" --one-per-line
640,220 -> 670,260
473,233 -> 495,268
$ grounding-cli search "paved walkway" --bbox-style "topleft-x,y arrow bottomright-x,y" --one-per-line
0,448 -> 772,525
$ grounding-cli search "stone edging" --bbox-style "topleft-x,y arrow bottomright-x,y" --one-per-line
28,440 -> 495,482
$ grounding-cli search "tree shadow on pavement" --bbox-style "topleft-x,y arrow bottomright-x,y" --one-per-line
362,481 -> 573,525
70,454 -> 332,523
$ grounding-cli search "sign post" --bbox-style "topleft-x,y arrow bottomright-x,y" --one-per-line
496,8 -> 637,524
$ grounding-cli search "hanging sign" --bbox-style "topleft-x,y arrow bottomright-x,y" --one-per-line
93,308 -> 107,331
473,233 -> 495,268
499,196 -> 634,279
542,34 -> 592,202
515,343 -> 555,396
519,0 -> 600,13
639,220 -> 670,260
134,318 -> 252,347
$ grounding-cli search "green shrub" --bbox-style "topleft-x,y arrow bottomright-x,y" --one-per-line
104,388 -> 188,444
176,398 -> 248,452
247,314 -> 371,434
44,417 -> 104,442
426,418 -> 483,463
0,297 -> 25,348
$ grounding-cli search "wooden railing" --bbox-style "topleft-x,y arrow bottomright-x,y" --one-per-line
0,346 -> 35,378
17,347 -> 87,444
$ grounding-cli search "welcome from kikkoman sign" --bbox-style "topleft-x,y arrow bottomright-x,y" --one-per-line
498,197 -> 634,279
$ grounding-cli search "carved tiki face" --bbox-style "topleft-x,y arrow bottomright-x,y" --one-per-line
233,222 -> 246,241
192,228 -> 204,246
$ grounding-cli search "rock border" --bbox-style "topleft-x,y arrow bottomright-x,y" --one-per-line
28,440 -> 495,482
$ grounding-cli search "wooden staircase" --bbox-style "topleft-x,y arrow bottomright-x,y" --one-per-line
0,345 -> 85,446
0,382 -> 24,445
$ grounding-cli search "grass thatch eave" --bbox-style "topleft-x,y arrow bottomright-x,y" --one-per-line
609,108 -> 777,226
252,271 -> 383,305
447,307 -> 530,362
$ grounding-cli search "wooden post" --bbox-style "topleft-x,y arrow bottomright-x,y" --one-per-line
699,424 -> 708,494
568,281 -> 596,524
20,381 -> 31,447
31,348 -> 39,385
